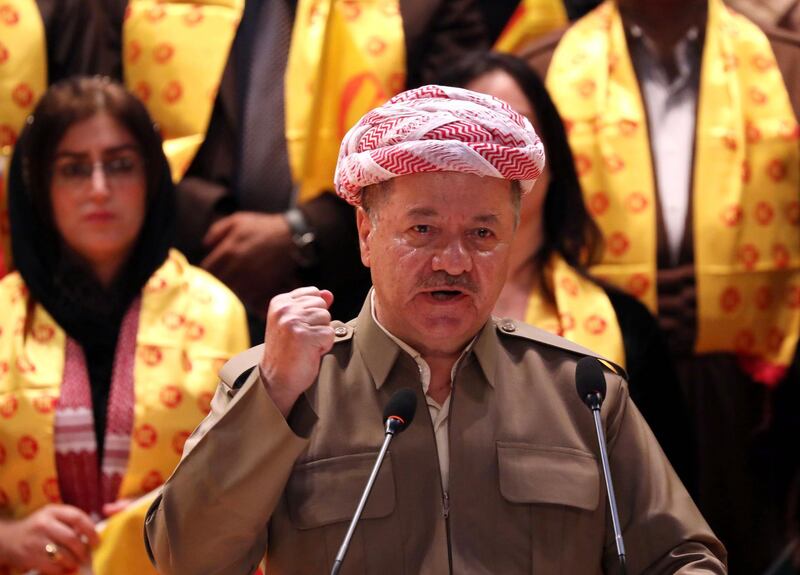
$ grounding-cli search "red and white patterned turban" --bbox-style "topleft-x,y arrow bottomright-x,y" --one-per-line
334,84 -> 546,206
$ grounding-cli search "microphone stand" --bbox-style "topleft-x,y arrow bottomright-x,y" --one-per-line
330,417 -> 401,575
587,392 -> 627,575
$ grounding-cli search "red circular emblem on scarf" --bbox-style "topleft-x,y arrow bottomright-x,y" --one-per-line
184,6 -> 204,26
754,202 -> 774,226
33,395 -> 57,414
720,287 -> 741,313
0,5 -> 20,25
584,315 -> 607,335
162,81 -> 183,105
163,312 -> 185,330
127,40 -> 142,64
626,274 -> 651,298
738,245 -> 760,270
788,286 -> 800,309
160,385 -> 183,409
720,205 -> 743,227
607,232 -> 630,257
767,159 -> 787,182
140,345 -> 163,367
134,81 -> 151,103
754,286 -> 773,311
767,328 -> 785,354
146,6 -> 166,22
153,43 -> 174,64
42,478 -> 60,502
18,480 -> 30,504
32,324 -> 55,343
0,124 -> 16,147
773,244 -> 790,269
559,313 -> 576,332
626,192 -> 649,214
172,431 -> 192,455
0,393 -> 16,418
197,391 -> 214,415
187,321 -> 205,341
18,436 -> 38,460
588,192 -> 609,216
559,277 -> 579,297
141,470 -> 165,492
135,424 -> 158,449
12,83 -> 34,108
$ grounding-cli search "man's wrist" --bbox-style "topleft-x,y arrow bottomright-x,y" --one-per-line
259,365 -> 300,419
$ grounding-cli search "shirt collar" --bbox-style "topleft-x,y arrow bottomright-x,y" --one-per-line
354,289 -> 500,389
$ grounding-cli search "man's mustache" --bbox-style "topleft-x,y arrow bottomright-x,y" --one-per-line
417,272 -> 478,293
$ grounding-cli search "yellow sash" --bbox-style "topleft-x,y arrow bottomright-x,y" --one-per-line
0,250 -> 248,573
0,0 -> 47,273
547,0 -> 800,371
123,0 -> 244,182
494,0 -> 568,54
286,0 -> 406,203
525,254 -> 626,367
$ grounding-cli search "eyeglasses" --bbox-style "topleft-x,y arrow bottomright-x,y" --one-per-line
52,155 -> 144,188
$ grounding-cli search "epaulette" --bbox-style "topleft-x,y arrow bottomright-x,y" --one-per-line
331,319 -> 355,344
492,317 -> 628,380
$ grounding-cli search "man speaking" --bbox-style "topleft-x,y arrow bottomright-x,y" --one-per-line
145,86 -> 726,574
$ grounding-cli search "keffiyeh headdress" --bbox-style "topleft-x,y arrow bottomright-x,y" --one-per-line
334,85 -> 546,206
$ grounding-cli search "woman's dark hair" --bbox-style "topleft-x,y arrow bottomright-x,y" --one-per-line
20,76 -> 167,231
439,52 -> 603,301
8,76 -> 175,344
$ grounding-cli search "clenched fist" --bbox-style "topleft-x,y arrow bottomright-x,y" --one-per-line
260,287 -> 335,417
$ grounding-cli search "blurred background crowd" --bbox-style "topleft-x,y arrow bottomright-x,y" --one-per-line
0,0 -> 798,573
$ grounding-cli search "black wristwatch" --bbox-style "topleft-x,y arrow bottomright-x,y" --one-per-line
284,208 -> 319,268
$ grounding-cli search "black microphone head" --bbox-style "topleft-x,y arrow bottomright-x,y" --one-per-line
575,356 -> 607,409
383,388 -> 417,434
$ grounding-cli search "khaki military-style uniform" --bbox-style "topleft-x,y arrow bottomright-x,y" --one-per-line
145,297 -> 726,574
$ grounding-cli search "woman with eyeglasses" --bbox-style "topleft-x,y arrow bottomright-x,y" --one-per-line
440,52 -> 697,492
0,77 -> 249,574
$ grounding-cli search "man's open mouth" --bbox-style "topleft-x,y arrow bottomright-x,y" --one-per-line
428,290 -> 466,301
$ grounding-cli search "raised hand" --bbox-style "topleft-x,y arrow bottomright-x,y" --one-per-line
260,287 -> 335,417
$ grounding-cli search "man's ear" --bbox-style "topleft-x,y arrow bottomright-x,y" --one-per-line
356,207 -> 372,268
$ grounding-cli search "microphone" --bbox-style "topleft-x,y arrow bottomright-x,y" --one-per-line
575,357 -> 627,575
331,388 -> 417,575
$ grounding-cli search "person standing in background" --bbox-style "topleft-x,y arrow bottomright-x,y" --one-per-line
0,0 -> 104,276
526,0 -> 800,571
100,0 -> 489,340
440,50 -> 697,494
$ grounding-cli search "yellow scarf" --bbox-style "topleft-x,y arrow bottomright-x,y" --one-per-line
285,0 -> 406,203
547,0 -> 800,376
0,250 -> 248,574
0,0 -> 47,273
525,254 -> 625,367
494,0 -> 568,54
123,0 -> 244,182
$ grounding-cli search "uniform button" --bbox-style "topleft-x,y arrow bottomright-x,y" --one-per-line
500,321 -> 516,333
334,326 -> 348,337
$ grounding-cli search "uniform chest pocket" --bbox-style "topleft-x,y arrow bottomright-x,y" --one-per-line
286,451 -> 396,530
497,442 -> 600,511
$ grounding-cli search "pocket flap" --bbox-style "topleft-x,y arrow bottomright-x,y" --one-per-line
287,451 -> 396,530
497,442 -> 599,511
